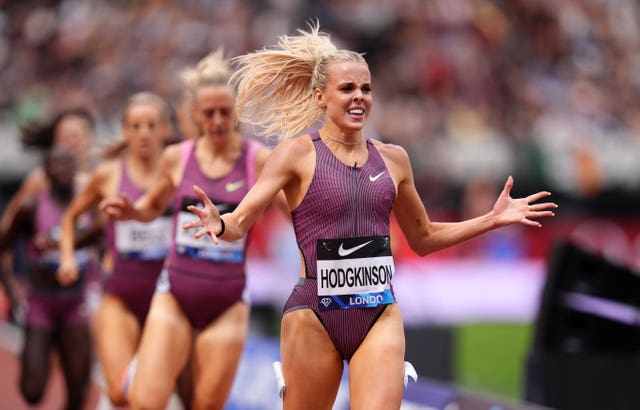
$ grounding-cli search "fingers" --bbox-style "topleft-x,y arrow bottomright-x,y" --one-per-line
186,205 -> 205,219
526,191 -> 552,203
101,205 -> 122,220
182,218 -> 203,231
98,198 -> 112,213
191,227 -> 219,245
502,176 -> 514,194
528,210 -> 555,218
99,197 -> 125,218
529,202 -> 558,211
193,185 -> 214,207
99,194 -> 134,220
183,197 -> 220,244
521,218 -> 543,228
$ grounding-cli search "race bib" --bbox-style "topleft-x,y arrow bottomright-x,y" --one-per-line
115,217 -> 172,261
37,223 -> 92,270
175,197 -> 245,263
316,236 -> 395,310
39,249 -> 92,271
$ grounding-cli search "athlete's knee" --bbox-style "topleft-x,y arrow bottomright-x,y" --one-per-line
106,385 -> 128,407
193,393 -> 226,410
129,383 -> 172,410
129,394 -> 166,410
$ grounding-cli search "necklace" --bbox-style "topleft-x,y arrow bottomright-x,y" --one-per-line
321,131 -> 365,146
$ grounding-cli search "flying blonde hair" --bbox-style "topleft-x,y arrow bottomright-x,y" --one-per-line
231,22 -> 366,141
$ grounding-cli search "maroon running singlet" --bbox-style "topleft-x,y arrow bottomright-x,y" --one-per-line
284,132 -> 397,360
25,189 -> 96,330
104,159 -> 172,324
157,139 -> 258,330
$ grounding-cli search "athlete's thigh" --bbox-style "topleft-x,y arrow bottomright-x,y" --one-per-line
92,295 -> 141,391
192,301 -> 249,408
281,308 -> 344,410
348,304 -> 405,410
129,293 -> 193,402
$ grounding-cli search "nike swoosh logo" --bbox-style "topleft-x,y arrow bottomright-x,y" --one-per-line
369,171 -> 384,182
225,180 -> 245,192
338,240 -> 373,257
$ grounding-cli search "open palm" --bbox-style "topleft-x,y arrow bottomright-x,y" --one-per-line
492,176 -> 557,228
182,185 -> 223,244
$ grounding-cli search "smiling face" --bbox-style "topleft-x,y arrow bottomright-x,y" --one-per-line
315,60 -> 372,134
193,84 -> 237,140
123,102 -> 167,159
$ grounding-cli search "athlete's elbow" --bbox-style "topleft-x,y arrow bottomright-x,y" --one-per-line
406,228 -> 438,256
408,241 -> 436,257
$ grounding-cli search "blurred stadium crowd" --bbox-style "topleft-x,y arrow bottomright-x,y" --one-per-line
1,0 -> 640,215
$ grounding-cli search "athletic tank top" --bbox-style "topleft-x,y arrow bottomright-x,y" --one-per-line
27,189 -> 94,289
167,139 -> 254,278
106,159 -> 172,276
291,133 -> 397,310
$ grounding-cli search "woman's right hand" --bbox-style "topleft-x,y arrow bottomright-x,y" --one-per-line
99,193 -> 135,221
182,185 -> 223,245
57,253 -> 79,287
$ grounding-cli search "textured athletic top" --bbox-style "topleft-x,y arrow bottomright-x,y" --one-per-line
291,132 -> 396,281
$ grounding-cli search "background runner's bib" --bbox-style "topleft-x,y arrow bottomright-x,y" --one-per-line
38,248 -> 92,270
115,217 -> 172,261
175,197 -> 246,263
316,236 -> 395,310
35,217 -> 93,270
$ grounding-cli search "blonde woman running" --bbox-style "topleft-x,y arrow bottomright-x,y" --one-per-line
183,23 -> 557,410
100,50 -> 272,409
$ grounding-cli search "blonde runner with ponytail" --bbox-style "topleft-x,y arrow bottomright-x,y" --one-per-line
231,22 -> 366,141
184,21 -> 557,410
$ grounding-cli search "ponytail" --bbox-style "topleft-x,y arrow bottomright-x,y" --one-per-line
231,21 -> 365,142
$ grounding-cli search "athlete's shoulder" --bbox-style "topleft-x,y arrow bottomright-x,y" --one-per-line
22,166 -> 47,192
93,157 -> 120,175
82,158 -> 120,198
160,140 -> 185,164
272,133 -> 314,158
371,139 -> 410,164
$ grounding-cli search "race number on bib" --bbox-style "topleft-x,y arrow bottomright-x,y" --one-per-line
175,197 -> 246,263
316,236 -> 395,310
115,217 -> 172,261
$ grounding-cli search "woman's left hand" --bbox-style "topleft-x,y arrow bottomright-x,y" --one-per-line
182,185 -> 223,245
492,176 -> 557,228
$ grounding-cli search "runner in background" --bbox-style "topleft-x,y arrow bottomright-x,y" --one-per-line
0,146 -> 102,410
57,92 -> 195,407
0,109 -> 96,322
100,49 -> 275,409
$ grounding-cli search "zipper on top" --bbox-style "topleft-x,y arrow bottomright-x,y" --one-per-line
353,161 -> 359,236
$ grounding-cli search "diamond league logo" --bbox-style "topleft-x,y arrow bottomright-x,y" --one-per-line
320,297 -> 332,307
